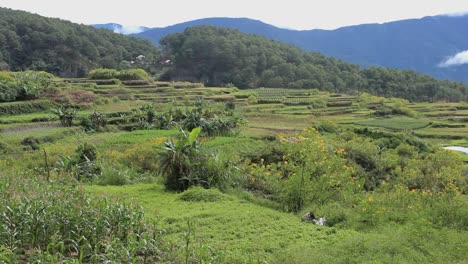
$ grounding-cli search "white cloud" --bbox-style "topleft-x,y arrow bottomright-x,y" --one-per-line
443,11 -> 468,17
439,50 -> 468,67
113,25 -> 146,35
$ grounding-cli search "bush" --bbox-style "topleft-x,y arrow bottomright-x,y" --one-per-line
313,119 -> 339,134
81,110 -> 107,132
247,94 -> 258,105
73,143 -> 101,181
117,69 -> 151,81
88,68 -> 119,79
20,136 -> 40,151
98,164 -> 130,186
179,186 -> 227,202
158,128 -> 202,191
308,98 -> 327,109
0,81 -> 18,102
0,71 -> 54,102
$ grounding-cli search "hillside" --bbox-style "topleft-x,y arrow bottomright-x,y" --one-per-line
0,8 -> 160,77
2,75 -> 468,262
160,26 -> 467,102
131,16 -> 468,83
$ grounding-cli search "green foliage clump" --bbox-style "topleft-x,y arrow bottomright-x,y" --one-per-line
20,136 -> 40,151
308,97 -> 327,109
158,128 -> 240,191
88,68 -> 119,79
244,127 -> 358,212
179,186 -> 227,202
80,110 -> 107,132
247,94 -> 258,105
89,68 -> 151,81
117,68 -> 151,81
313,119 -> 339,134
52,106 -> 77,127
158,128 -> 202,191
0,70 -> 54,102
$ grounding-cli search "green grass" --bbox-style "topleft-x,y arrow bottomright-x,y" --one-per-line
354,116 -> 431,130
86,184 -> 354,262
86,184 -> 468,263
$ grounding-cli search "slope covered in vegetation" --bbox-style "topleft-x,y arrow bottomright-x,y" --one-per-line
0,8 -> 160,77
132,15 -> 468,83
1,75 -> 468,262
160,26 -> 468,102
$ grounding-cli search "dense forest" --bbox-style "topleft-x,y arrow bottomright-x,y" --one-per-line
132,16 -> 468,83
160,26 -> 468,102
0,8 -> 160,77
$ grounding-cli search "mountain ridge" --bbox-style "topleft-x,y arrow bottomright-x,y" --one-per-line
97,16 -> 468,83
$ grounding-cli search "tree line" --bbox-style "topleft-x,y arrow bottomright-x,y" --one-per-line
160,26 -> 468,102
0,8 -> 160,77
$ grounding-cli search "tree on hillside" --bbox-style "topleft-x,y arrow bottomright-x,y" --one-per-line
160,26 -> 468,102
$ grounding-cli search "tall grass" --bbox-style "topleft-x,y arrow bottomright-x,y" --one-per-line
0,173 -> 163,263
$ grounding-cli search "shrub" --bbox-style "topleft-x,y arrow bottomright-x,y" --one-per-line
81,111 -> 107,132
0,81 -> 18,102
14,71 -> 54,100
158,128 -> 202,191
98,164 -> 130,186
308,98 -> 327,109
117,69 -> 151,81
244,128 -> 358,212
88,68 -> 119,79
0,71 -> 54,102
247,94 -> 258,105
313,119 -> 339,134
52,106 -> 76,127
20,136 -> 40,151
179,186 -> 227,202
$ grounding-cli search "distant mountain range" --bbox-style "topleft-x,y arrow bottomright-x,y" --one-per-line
93,15 -> 468,83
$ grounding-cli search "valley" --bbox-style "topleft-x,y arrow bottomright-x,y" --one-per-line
1,5 -> 468,263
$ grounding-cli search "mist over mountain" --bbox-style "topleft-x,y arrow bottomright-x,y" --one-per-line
92,23 -> 150,34
115,15 -> 468,83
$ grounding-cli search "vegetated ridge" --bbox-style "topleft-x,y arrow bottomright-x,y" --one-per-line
130,16 -> 468,83
160,26 -> 468,102
0,8 -> 160,77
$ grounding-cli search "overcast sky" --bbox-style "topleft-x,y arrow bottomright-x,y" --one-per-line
0,0 -> 467,30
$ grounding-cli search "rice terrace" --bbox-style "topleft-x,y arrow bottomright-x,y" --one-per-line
1,3 -> 468,263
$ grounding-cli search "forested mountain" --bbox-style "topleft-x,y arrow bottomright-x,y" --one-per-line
160,26 -> 468,102
0,8 -> 160,77
131,16 -> 468,83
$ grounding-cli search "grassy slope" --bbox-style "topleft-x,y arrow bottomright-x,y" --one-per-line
87,184 -> 468,263
86,184 -> 354,262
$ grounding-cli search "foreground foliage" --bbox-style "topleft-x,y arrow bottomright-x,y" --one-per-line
0,174 -> 162,263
